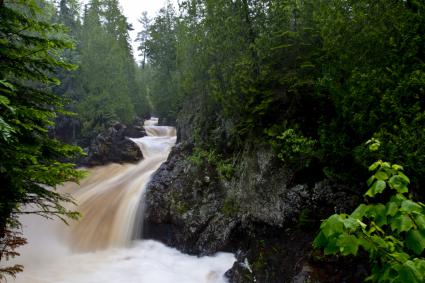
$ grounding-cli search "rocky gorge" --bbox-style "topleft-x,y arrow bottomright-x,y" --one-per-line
141,101 -> 370,283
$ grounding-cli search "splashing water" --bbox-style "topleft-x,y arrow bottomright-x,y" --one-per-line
12,118 -> 235,283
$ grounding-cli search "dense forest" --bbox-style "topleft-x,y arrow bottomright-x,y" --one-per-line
145,0 -> 425,195
1,0 -> 424,282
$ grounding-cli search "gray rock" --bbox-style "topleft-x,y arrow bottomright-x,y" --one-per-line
80,122 -> 145,166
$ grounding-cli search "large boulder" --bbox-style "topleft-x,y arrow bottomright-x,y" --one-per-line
80,122 -> 146,166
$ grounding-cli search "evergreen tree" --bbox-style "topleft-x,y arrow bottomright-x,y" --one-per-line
145,2 -> 178,121
143,0 -> 425,195
0,0 -> 85,278
77,0 -> 139,138
136,11 -> 150,69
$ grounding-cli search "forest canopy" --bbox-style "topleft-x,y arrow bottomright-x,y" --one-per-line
144,0 -> 425,196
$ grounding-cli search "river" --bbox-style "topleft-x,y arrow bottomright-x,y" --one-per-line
13,118 -> 235,283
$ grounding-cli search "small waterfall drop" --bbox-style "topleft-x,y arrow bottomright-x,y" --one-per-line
12,118 -> 235,283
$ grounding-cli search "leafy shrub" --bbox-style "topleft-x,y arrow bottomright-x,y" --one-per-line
217,160 -> 234,180
188,146 -> 234,180
314,159 -> 425,282
188,147 -> 216,167
266,127 -> 316,170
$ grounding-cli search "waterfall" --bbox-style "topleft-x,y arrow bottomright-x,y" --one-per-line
60,119 -> 177,251
12,118 -> 235,283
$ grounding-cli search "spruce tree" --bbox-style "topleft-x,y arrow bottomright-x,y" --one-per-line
0,0 -> 84,278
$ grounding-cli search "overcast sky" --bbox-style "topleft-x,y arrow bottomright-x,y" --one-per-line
118,0 -> 179,61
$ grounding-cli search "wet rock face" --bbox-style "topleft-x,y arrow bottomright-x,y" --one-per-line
142,97 -> 366,282
80,122 -> 146,166
143,136 -> 364,282
143,143 -> 235,254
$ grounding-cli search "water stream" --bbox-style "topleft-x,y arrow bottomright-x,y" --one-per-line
13,118 -> 235,283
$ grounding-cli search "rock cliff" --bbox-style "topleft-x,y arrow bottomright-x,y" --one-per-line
143,100 -> 368,282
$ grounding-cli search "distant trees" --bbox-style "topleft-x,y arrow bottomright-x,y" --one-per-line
136,11 -> 150,69
144,3 -> 179,122
51,0 -> 150,143
76,0 -> 148,139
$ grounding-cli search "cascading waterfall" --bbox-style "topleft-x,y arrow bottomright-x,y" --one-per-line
12,118 -> 235,283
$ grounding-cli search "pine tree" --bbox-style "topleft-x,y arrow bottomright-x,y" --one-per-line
0,0 -> 85,278
136,11 -> 150,69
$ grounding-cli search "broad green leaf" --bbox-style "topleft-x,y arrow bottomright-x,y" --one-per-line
391,214 -> 414,233
351,204 -> 369,219
374,171 -> 389,181
398,260 -> 424,283
391,252 -> 410,263
400,200 -> 422,214
397,172 -> 410,184
388,175 -> 409,194
324,238 -> 340,255
336,234 -> 359,255
369,143 -> 380,151
391,193 -> 407,203
369,161 -> 381,172
313,231 -> 327,248
406,230 -> 425,255
321,214 -> 344,237
381,162 -> 391,169
392,164 -> 404,171
386,201 -> 399,217
366,204 -> 387,226
343,216 -> 360,231
367,175 -> 375,187
413,214 -> 425,230
358,237 -> 374,252
365,180 -> 386,197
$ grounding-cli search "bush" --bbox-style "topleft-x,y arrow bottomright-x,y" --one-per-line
314,159 -> 425,282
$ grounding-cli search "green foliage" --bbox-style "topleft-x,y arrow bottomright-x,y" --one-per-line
51,0 -> 150,143
76,0 -> 140,137
144,3 -> 179,121
0,0 -> 86,278
188,146 -> 234,180
314,160 -> 425,282
216,160 -> 234,180
266,126 -> 316,170
143,0 -> 425,199
188,147 -> 214,167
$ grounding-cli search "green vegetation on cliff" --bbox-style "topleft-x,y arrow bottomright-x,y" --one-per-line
143,0 -> 425,197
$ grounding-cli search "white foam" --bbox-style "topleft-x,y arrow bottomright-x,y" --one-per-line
14,240 -> 235,283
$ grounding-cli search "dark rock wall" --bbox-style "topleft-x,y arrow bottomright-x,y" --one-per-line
143,99 -> 367,282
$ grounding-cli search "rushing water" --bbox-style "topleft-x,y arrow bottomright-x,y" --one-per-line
13,118 -> 235,283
